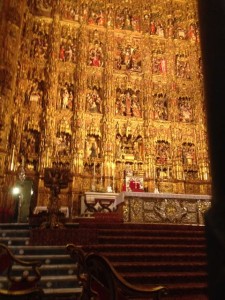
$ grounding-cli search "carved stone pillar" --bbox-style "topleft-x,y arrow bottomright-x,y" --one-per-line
0,0 -> 26,203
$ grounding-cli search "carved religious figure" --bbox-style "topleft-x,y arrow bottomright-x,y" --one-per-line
153,93 -> 168,120
152,57 -> 166,74
59,26 -> 77,63
178,96 -> 193,122
25,79 -> 44,106
61,1 -> 79,21
115,88 -> 141,117
59,82 -> 74,110
88,4 -> 105,26
86,86 -> 102,113
156,140 -> 170,164
30,21 -> 49,59
182,142 -> 196,165
85,136 -> 100,159
115,39 -> 142,72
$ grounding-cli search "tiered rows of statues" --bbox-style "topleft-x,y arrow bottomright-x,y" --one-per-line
0,0 -> 210,216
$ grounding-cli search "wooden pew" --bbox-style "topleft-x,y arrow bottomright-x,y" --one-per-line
67,244 -> 168,300
0,243 -> 43,299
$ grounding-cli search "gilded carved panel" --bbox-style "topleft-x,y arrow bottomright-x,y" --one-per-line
0,0 -> 211,211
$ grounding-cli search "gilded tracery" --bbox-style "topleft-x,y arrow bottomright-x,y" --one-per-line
0,0 -> 210,212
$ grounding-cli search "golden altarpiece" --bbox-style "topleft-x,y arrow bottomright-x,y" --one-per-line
0,0 -> 210,220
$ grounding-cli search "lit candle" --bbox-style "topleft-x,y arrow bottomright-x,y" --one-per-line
10,145 -> 15,171
112,163 -> 115,177
93,162 -> 96,177
101,164 -> 103,178
22,155 -> 25,167
112,176 -> 115,192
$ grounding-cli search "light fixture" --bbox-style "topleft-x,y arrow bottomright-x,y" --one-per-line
12,186 -> 20,196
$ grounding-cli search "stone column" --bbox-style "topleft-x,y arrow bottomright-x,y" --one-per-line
199,1 -> 225,298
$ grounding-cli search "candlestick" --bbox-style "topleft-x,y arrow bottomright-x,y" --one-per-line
101,163 -> 103,178
93,162 -> 96,177
112,176 -> 115,192
10,145 -> 15,171
22,155 -> 25,167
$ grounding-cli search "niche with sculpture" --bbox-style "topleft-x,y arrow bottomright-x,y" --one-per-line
175,52 -> 191,80
29,0 -> 53,16
155,140 -> 171,165
88,29 -> 104,67
30,20 -> 50,60
61,0 -> 79,22
54,117 -> 72,162
86,85 -> 102,113
88,1 -> 105,26
156,166 -> 172,180
25,77 -> 45,108
153,92 -> 168,121
84,134 -> 101,160
115,133 -> 143,162
114,36 -> 142,72
20,130 -> 40,171
59,25 -> 78,64
178,96 -> 193,122
182,142 -> 196,166
115,88 -> 141,117
114,6 -> 141,32
58,73 -> 74,110
141,5 -> 165,37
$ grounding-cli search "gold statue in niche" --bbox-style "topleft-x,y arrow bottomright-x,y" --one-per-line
86,86 -> 102,113
115,88 -> 141,117
59,25 -> 77,64
114,36 -> 142,72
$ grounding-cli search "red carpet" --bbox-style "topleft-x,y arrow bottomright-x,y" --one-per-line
30,219 -> 209,299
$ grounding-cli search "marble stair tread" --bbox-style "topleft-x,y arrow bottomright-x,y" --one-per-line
0,237 -> 30,242
15,254 -> 73,264
11,245 -> 67,250
9,245 -> 69,255
12,264 -> 77,270
16,254 -> 72,260
40,275 -> 78,281
0,229 -> 30,236
0,275 -> 78,282
43,287 -> 82,294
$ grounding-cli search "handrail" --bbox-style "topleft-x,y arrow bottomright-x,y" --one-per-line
67,244 -> 168,300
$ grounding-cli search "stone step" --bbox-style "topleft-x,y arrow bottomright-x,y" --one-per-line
16,254 -> 74,265
113,261 -> 207,273
0,236 -> 30,246
0,274 -> 80,290
98,235 -> 206,245
0,224 -> 81,300
98,228 -> 206,238
0,223 -> 32,230
0,229 -> 30,238
9,245 -> 70,256
101,251 -> 207,263
40,274 -> 79,289
42,287 -> 82,300
84,243 -> 206,253
122,271 -> 208,285
10,263 -> 78,277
